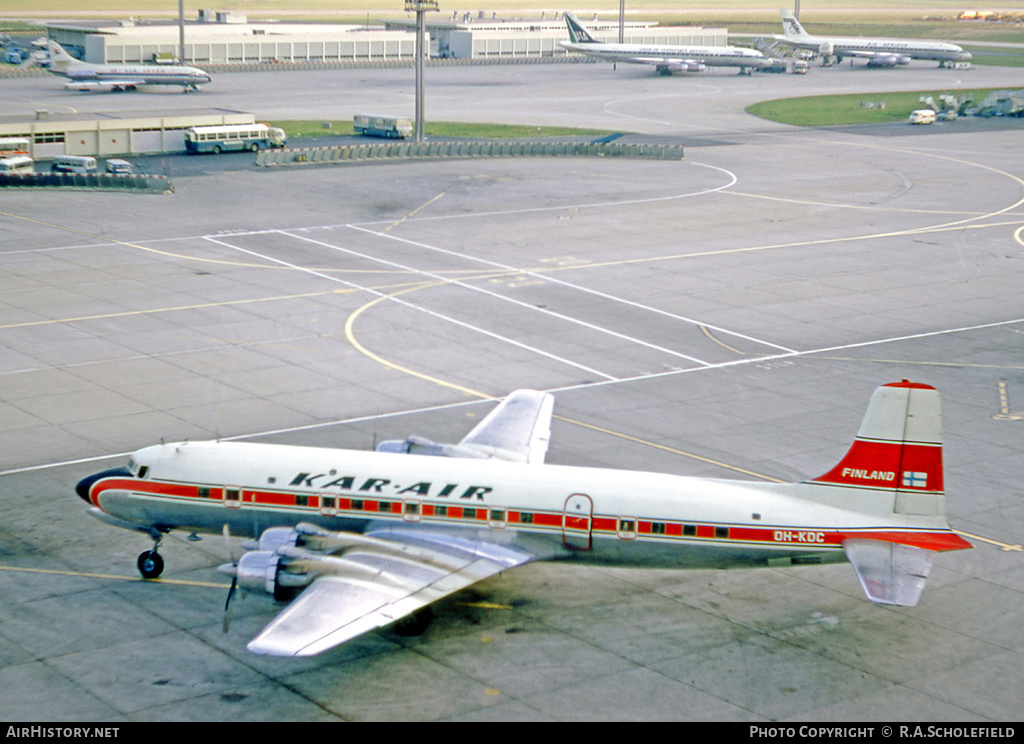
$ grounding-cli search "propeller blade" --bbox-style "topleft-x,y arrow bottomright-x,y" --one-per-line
222,523 -> 238,633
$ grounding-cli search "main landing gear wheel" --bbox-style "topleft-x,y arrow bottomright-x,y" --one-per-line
137,550 -> 164,579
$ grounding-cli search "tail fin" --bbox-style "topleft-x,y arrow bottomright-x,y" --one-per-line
809,381 -> 971,606
47,39 -> 84,71
564,12 -> 600,44
809,380 -> 947,517
780,9 -> 809,39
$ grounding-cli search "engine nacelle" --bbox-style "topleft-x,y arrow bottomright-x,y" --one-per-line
230,549 -> 312,599
246,525 -> 300,553
376,435 -> 489,459
234,551 -> 284,595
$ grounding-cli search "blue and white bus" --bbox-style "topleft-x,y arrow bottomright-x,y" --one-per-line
184,124 -> 286,154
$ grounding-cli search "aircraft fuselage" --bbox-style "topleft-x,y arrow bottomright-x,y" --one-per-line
77,440 -> 967,572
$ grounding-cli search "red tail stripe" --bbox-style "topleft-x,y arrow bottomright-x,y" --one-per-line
813,439 -> 943,492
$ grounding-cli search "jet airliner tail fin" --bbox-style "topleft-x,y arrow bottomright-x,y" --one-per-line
564,12 -> 600,45
46,39 -> 87,72
780,9 -> 810,40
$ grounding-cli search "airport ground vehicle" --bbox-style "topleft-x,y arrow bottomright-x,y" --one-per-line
50,155 -> 97,173
105,158 -> 133,174
353,114 -> 414,139
0,155 -> 33,173
0,137 -> 31,158
909,109 -> 936,124
184,124 -> 286,154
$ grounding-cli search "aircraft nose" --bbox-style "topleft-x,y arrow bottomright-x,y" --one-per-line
76,467 -> 130,504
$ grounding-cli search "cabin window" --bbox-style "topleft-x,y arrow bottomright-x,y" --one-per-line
617,518 -> 637,539
198,487 -> 211,498
322,496 -> 336,510
404,501 -> 419,516
683,524 -> 696,537
295,494 -> 308,507
651,522 -> 666,535
352,499 -> 363,511
225,488 -> 240,502
715,526 -> 730,539
463,508 -> 477,519
435,505 -> 448,517
377,501 -> 391,513
519,512 -> 534,524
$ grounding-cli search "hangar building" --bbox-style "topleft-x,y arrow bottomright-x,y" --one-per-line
41,12 -> 726,65
0,109 -> 256,159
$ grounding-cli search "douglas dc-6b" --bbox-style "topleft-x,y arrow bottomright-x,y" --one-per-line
77,382 -> 971,657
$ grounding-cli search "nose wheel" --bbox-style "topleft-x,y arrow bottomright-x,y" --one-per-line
137,549 -> 164,579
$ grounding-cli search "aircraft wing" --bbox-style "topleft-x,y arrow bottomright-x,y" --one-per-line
244,525 -> 538,656
842,539 -> 935,606
376,389 -> 555,463
458,389 -> 554,463
64,80 -> 141,91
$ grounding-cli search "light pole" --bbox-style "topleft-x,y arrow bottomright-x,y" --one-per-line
405,0 -> 438,143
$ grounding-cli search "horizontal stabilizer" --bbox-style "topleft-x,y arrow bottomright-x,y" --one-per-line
843,538 -> 934,606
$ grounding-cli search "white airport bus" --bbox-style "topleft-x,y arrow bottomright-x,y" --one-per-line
0,155 -> 33,173
353,114 -> 414,139
0,137 -> 31,158
184,124 -> 286,154
51,155 -> 97,174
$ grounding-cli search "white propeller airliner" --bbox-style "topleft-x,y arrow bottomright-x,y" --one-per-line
77,382 -> 971,657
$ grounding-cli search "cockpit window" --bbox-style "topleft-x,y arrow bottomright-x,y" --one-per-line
138,465 -> 149,479
127,458 -> 137,474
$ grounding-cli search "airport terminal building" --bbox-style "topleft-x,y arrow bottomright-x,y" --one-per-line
4,12 -> 727,159
42,12 -> 726,65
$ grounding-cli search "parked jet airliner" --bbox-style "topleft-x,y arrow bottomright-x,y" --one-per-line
559,12 -> 771,75
76,382 -> 971,657
775,10 -> 971,68
46,39 -> 211,92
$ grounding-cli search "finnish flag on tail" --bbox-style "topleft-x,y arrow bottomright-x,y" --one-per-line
902,471 -> 928,488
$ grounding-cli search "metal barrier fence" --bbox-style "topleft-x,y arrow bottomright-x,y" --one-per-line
257,140 -> 685,167
0,172 -> 173,192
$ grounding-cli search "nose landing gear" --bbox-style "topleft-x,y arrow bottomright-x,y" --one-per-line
137,537 -> 165,579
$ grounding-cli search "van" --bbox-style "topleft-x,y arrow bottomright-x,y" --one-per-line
51,155 -> 98,173
105,158 -> 133,174
0,155 -> 33,173
908,110 -> 936,125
